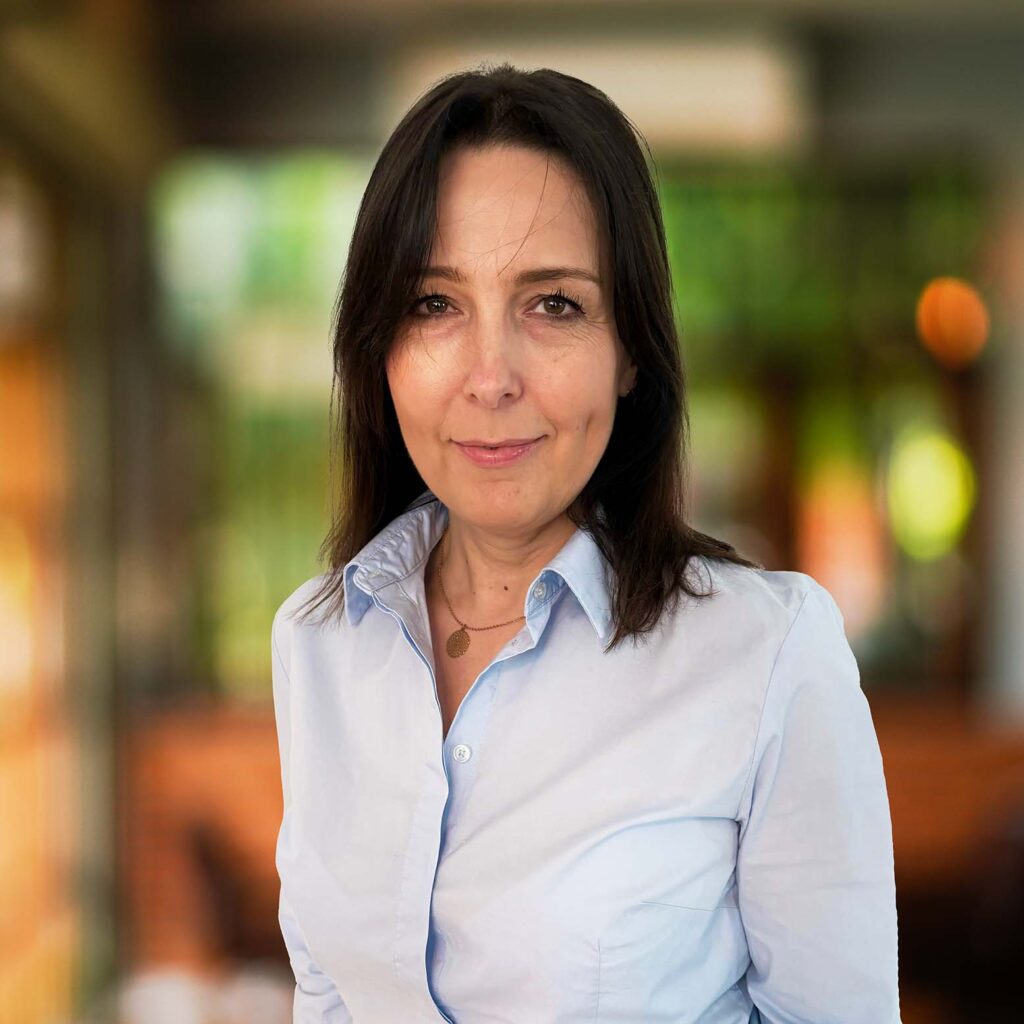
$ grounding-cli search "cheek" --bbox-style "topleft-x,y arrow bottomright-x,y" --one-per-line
387,349 -> 446,424
544,365 -> 617,435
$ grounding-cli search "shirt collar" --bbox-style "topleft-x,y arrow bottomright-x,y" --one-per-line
343,487 -> 614,642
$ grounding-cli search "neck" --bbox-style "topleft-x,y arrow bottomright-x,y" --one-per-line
431,512 -> 577,622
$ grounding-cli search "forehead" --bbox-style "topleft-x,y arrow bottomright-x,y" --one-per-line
429,144 -> 602,277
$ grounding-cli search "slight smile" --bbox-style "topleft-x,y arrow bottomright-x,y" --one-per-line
454,436 -> 545,467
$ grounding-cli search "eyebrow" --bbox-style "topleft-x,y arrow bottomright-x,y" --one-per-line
421,265 -> 602,287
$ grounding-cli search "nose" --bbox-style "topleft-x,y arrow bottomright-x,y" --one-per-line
460,319 -> 524,408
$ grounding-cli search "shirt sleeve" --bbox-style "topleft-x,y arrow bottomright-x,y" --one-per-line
272,609 -> 354,1024
735,583 -> 902,1024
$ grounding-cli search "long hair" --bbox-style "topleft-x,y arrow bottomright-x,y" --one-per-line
295,60 -> 761,650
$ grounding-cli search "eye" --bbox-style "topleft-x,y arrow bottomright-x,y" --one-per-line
409,294 -> 451,317
535,286 -> 586,321
408,286 -> 587,321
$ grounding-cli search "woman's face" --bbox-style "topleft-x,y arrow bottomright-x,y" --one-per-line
386,143 -> 636,536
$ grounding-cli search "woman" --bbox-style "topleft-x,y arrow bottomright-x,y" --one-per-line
271,63 -> 901,1023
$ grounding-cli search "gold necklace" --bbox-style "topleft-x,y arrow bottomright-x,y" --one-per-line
435,529 -> 526,658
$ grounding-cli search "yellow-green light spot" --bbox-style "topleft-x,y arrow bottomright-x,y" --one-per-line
887,429 -> 976,560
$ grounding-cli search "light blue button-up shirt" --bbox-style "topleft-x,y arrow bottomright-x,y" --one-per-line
271,488 -> 901,1023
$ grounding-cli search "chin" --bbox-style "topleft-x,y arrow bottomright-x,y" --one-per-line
450,488 -> 542,522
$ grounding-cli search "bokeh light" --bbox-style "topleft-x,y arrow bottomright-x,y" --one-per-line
915,276 -> 990,369
886,426 -> 976,561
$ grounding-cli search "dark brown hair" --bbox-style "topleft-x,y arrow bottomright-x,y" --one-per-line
296,60 -> 761,650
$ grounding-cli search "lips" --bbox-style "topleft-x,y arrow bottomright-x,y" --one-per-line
455,436 -> 544,467
456,437 -> 542,448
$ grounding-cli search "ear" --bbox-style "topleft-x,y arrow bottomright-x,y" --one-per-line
619,362 -> 638,397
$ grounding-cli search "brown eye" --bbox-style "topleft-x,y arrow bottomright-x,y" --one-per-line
534,288 -> 586,321
410,294 -> 450,317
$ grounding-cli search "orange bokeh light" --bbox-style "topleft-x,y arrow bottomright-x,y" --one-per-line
915,276 -> 990,369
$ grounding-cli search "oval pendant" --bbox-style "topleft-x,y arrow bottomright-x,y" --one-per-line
446,626 -> 470,658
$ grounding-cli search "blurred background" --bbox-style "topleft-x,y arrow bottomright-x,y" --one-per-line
1,1 -> 1023,1022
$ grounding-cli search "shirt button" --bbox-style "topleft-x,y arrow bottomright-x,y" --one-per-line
452,744 -> 472,763
532,582 -> 546,599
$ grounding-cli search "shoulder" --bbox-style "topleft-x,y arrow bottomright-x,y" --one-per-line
686,557 -> 855,697
697,559 -> 862,734
695,556 -> 846,645
271,571 -> 334,663
275,571 -> 332,620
